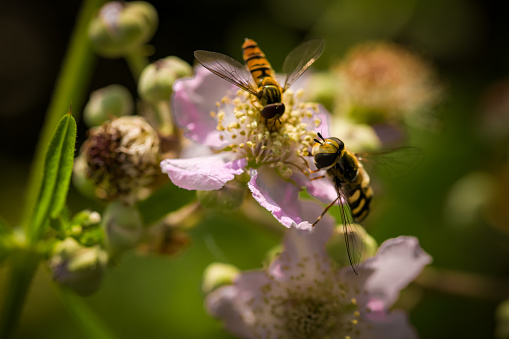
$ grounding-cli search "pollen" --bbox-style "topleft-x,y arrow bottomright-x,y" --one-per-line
213,90 -> 320,179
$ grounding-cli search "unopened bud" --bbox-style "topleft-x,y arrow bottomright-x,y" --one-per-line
69,210 -> 104,247
202,263 -> 239,295
138,56 -> 193,103
89,1 -> 158,58
83,84 -> 133,127
49,238 -> 108,296
102,201 -> 143,257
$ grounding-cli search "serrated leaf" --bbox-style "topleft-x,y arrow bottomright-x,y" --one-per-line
29,111 -> 77,241
136,183 -> 196,226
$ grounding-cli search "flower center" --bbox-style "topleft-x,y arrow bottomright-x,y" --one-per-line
213,89 -> 320,178
270,285 -> 363,338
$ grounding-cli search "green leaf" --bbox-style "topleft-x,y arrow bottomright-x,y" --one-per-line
136,182 -> 196,226
28,111 -> 77,242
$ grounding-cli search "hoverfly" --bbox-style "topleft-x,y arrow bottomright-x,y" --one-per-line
310,133 -> 423,274
194,38 -> 324,121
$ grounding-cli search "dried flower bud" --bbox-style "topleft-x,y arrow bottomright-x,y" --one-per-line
138,56 -> 193,103
83,84 -> 133,127
49,238 -> 108,296
335,42 -> 440,125
88,1 -> 158,58
196,176 -> 247,213
102,201 -> 143,257
82,116 -> 160,203
202,263 -> 240,296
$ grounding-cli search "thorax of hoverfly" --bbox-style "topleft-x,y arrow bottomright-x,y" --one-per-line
194,38 -> 324,121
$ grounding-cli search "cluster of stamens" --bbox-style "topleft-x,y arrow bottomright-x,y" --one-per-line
213,89 -> 321,179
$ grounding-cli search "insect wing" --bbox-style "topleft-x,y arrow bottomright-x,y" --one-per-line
335,185 -> 364,275
282,39 -> 325,91
194,50 -> 258,96
355,147 -> 424,181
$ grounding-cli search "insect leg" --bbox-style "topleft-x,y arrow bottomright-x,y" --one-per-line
312,196 -> 340,227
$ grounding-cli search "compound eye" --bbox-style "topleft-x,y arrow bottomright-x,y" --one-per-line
314,152 -> 339,170
261,103 -> 285,119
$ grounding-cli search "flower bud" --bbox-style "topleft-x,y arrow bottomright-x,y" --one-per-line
202,263 -> 240,295
69,210 -> 104,247
445,171 -> 495,228
496,299 -> 509,339
81,116 -> 160,203
49,238 -> 108,296
326,224 -> 378,269
83,85 -> 133,127
72,153 -> 97,200
138,56 -> 193,103
329,118 -> 381,152
102,201 -> 144,257
197,177 -> 247,213
89,1 -> 158,58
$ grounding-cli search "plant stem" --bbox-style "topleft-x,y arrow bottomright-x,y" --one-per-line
21,0 -> 106,230
125,47 -> 149,81
58,288 -> 117,339
0,250 -> 39,338
414,266 -> 509,300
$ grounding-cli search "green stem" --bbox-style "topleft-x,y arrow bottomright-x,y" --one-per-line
125,47 -> 149,81
414,266 -> 509,300
21,0 -> 106,230
2,0 -> 106,337
58,288 -> 117,339
0,250 -> 39,338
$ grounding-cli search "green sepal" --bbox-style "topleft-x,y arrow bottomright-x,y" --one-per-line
29,111 -> 77,241
136,182 -> 196,226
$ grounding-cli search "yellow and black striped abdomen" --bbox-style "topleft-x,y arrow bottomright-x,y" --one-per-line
344,167 -> 373,222
242,39 -> 276,86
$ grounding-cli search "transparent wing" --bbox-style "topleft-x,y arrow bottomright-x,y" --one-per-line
355,147 -> 424,181
194,50 -> 258,96
282,39 -> 325,91
335,185 -> 364,275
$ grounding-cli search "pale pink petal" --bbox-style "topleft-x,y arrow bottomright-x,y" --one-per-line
356,236 -> 432,308
247,167 -> 312,230
292,166 -> 338,203
362,310 -> 418,339
269,201 -> 334,282
206,271 -> 272,339
172,66 -> 235,148
160,154 -> 247,191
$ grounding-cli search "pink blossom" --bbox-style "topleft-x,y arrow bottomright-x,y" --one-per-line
162,67 -> 335,230
206,201 -> 432,338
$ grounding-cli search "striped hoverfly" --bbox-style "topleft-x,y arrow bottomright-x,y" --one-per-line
194,38 -> 324,121
310,132 -> 423,274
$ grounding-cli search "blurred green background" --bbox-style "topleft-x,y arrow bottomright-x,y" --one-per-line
1,0 -> 509,338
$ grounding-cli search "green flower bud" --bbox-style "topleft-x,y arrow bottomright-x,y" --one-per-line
304,71 -> 338,111
89,1 -> 158,58
83,84 -> 133,127
326,224 -> 378,269
196,177 -> 247,213
445,171 -> 495,228
329,118 -> 381,153
72,153 -> 97,200
496,299 -> 509,339
82,116 -> 160,204
69,210 -> 104,247
138,56 -> 193,103
49,238 -> 108,296
202,263 -> 240,295
102,201 -> 143,257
